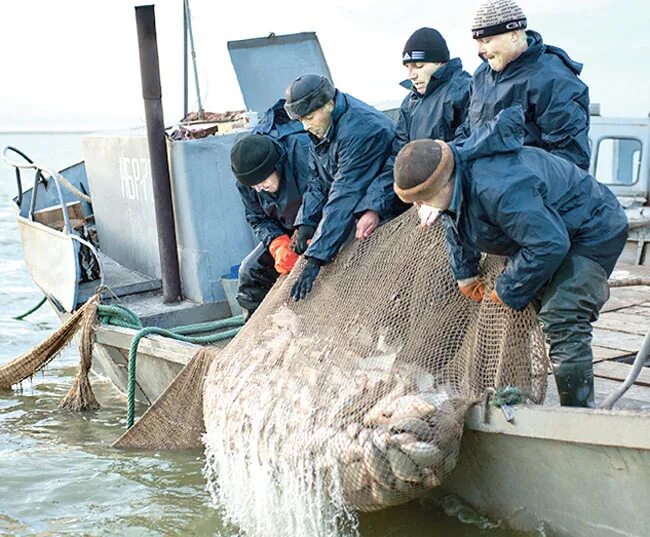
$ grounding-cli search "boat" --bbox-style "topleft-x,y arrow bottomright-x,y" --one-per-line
4,7 -> 650,536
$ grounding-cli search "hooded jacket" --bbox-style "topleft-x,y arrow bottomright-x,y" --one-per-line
236,100 -> 311,248
445,107 -> 627,310
356,58 -> 471,218
295,90 -> 395,263
455,30 -> 591,170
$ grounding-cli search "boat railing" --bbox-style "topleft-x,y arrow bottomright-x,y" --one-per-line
2,145 -> 105,287
599,327 -> 650,409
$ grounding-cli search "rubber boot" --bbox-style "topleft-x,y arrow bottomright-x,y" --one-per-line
236,242 -> 279,313
538,256 -> 609,408
553,362 -> 595,408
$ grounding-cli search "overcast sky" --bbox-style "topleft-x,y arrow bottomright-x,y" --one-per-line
1,0 -> 648,130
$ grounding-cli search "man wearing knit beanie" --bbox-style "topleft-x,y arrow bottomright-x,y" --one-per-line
231,100 -> 311,319
358,27 -> 471,226
455,0 -> 591,170
394,107 -> 628,408
283,74 -> 395,301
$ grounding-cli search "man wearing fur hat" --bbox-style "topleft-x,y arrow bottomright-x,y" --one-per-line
283,74 -> 395,300
356,27 -> 472,233
230,101 -> 311,318
456,0 -> 591,170
393,108 -> 627,407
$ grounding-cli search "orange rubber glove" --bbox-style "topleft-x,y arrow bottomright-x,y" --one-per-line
269,234 -> 299,275
490,288 -> 505,305
458,278 -> 485,303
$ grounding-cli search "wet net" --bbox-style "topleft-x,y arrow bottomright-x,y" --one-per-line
202,208 -> 548,535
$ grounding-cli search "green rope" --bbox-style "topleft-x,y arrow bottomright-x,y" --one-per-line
96,303 -> 244,428
125,318 -> 243,428
491,386 -> 523,407
13,296 -> 47,320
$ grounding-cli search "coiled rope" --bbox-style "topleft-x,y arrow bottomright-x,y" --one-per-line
96,304 -> 244,428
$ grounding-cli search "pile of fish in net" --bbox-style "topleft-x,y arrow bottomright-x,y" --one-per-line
202,209 -> 548,536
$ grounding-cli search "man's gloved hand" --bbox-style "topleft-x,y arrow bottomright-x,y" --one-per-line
290,258 -> 322,301
355,210 -> 380,240
291,225 -> 315,255
458,277 -> 485,303
490,288 -> 505,305
269,234 -> 299,275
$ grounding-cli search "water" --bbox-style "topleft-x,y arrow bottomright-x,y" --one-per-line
0,133 -> 539,536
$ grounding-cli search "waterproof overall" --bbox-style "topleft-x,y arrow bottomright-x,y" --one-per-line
358,58 -> 471,219
236,101 -> 311,314
447,109 -> 627,406
455,31 -> 591,170
295,91 -> 395,264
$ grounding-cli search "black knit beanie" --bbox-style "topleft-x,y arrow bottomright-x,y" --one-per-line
284,75 -> 336,120
230,135 -> 280,187
402,28 -> 450,65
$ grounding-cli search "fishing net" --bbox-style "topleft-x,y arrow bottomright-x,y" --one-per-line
202,208 -> 548,535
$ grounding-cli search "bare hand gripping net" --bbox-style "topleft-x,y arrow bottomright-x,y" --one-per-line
203,209 -> 548,536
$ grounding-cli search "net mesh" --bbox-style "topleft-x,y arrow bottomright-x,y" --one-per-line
202,208 -> 548,534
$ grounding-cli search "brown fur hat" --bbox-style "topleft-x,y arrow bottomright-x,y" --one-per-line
393,139 -> 454,204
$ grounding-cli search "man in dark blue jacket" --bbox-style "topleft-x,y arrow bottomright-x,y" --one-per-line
231,101 -> 311,317
393,108 -> 627,407
355,27 -> 471,237
456,0 -> 590,170
283,75 -> 395,301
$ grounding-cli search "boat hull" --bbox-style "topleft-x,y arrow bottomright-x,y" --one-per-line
442,405 -> 650,537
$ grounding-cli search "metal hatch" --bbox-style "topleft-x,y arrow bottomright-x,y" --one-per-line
228,32 -> 332,114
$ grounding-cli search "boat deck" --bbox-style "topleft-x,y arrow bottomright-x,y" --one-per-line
541,264 -> 650,410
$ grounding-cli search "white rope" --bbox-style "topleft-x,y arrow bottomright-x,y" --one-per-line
2,147 -> 92,203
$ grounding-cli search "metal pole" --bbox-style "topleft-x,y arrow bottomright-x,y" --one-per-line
183,0 -> 188,118
599,327 -> 650,409
135,5 -> 182,303
183,0 -> 204,119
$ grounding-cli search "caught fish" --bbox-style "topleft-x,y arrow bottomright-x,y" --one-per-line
340,461 -> 369,492
386,446 -> 422,483
400,441 -> 443,468
386,395 -> 437,421
389,417 -> 434,441
362,439 -> 394,489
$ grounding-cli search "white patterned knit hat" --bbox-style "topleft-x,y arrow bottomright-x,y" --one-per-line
471,0 -> 527,39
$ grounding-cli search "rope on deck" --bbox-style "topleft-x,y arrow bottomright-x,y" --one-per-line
96,304 -> 244,428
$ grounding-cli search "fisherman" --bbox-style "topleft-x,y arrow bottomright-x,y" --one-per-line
283,75 -> 395,301
231,101 -> 311,318
393,107 -> 628,407
356,27 -> 472,232
456,0 -> 591,170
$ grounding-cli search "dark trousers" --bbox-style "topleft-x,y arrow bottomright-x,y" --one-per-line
537,236 -> 625,407
236,242 -> 279,314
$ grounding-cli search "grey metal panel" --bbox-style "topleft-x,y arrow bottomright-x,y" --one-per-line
169,132 -> 257,303
228,32 -> 332,114
83,130 -> 258,304
16,161 -> 91,218
82,134 -> 162,279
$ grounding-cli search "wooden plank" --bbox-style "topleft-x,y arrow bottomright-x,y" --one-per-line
594,361 -> 650,387
591,328 -> 646,353
624,305 -> 650,317
594,311 -> 650,336
592,346 -> 633,363
602,286 -> 650,313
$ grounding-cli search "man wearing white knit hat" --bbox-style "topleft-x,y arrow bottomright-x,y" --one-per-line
456,0 -> 591,170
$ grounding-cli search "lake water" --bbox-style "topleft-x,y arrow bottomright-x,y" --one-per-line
0,132 -> 540,536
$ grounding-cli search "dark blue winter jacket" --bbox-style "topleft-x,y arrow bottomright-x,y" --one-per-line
455,30 -> 591,170
444,108 -> 627,310
295,90 -> 395,263
236,100 -> 311,248
357,58 -> 471,218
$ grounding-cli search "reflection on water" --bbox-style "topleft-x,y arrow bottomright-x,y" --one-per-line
0,133 -> 539,536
